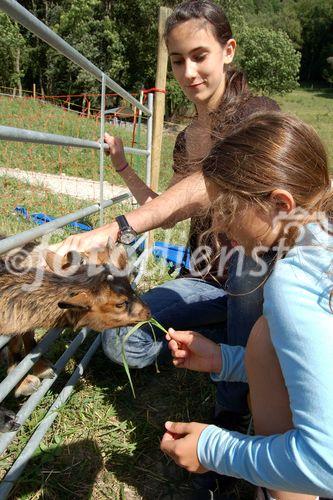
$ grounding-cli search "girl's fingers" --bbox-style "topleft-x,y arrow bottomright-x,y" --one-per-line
168,339 -> 179,352
161,431 -> 177,443
168,339 -> 188,359
168,329 -> 196,346
173,358 -> 185,367
173,349 -> 188,359
165,421 -> 191,435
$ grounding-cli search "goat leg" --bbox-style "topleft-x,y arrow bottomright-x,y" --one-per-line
7,336 -> 41,398
22,331 -> 56,380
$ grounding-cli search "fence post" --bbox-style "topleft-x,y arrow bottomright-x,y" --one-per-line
99,73 -> 106,226
146,92 -> 154,250
150,6 -> 171,194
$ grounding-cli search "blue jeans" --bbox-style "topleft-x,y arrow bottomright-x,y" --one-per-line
102,252 -> 275,414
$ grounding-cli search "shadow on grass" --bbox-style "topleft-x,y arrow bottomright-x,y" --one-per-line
0,310 -> 250,500
94,359 -> 214,500
2,336 -> 254,500
84,349 -> 254,500
302,86 -> 333,99
8,438 -> 103,499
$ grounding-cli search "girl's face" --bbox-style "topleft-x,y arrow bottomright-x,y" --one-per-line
221,206 -> 281,255
208,183 -> 292,256
167,19 -> 235,111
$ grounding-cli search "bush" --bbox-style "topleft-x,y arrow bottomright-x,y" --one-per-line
236,26 -> 301,95
165,75 -> 193,119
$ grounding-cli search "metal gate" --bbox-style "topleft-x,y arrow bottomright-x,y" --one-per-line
0,1 -> 153,496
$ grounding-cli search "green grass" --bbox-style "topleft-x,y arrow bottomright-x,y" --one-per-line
0,87 -> 332,499
275,87 -> 333,171
0,95 -> 176,191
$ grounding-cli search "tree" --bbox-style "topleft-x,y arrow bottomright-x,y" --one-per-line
43,0 -> 127,98
236,26 -> 301,95
295,0 -> 333,82
165,75 -> 193,118
0,13 -> 27,94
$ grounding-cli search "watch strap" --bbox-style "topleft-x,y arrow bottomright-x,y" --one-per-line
115,215 -> 130,232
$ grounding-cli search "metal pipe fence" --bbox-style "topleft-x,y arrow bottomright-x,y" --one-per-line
0,0 -> 153,496
0,125 -> 150,157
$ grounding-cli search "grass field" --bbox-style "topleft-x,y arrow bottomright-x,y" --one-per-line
275,87 -> 333,170
0,87 -> 332,499
0,95 -> 176,192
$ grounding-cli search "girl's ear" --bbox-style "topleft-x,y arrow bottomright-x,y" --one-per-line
269,189 -> 296,214
224,39 -> 236,64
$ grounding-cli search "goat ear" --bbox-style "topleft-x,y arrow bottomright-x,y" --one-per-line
44,250 -> 81,272
43,250 -> 59,271
108,244 -> 128,271
58,292 -> 92,311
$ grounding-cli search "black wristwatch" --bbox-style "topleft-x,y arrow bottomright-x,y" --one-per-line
115,215 -> 137,245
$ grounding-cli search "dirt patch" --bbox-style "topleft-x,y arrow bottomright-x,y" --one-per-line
0,167 -> 130,201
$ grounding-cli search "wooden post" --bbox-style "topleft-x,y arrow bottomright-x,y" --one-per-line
149,6 -> 171,248
32,83 -> 36,99
15,48 -> 22,98
151,6 -> 171,193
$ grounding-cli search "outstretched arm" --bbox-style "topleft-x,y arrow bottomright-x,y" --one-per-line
52,170 -> 209,255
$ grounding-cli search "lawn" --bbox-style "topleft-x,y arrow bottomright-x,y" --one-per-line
0,86 -> 332,499
0,95 -> 176,192
275,87 -> 333,170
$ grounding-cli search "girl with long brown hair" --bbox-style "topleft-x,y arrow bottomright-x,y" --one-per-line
162,112 -> 333,500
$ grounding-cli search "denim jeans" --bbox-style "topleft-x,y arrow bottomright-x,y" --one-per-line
102,252 -> 275,414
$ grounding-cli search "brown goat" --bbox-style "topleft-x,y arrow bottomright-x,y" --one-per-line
0,242 -> 150,405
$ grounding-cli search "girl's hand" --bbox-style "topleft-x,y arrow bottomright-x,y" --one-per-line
49,223 -> 119,256
160,421 -> 208,473
166,328 -> 222,373
104,132 -> 127,171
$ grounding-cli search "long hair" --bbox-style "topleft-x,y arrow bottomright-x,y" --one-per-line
202,111 -> 332,250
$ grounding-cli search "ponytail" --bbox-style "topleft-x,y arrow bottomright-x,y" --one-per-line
224,67 -> 249,101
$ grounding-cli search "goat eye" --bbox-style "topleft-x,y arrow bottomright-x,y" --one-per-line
115,301 -> 128,309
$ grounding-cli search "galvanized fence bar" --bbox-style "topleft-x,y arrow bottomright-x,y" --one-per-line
99,74 -> 106,226
0,0 -> 153,492
0,335 -> 10,349
132,247 -> 149,286
0,328 -> 63,402
0,328 -> 90,455
0,0 -> 150,116
0,193 -> 130,255
0,125 -> 149,156
128,234 -> 146,255
0,334 -> 102,500
145,93 -> 154,188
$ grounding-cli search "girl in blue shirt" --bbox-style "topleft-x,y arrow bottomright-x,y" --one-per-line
161,112 -> 333,500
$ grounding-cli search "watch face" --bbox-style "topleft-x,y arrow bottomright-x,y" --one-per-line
119,230 -> 136,245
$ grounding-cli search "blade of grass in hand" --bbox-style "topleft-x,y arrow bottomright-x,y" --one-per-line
121,318 -> 169,397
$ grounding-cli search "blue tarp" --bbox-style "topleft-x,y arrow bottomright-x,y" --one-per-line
14,206 -> 190,270
14,206 -> 92,232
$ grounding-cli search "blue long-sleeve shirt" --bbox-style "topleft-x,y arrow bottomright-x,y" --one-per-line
197,223 -> 333,497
